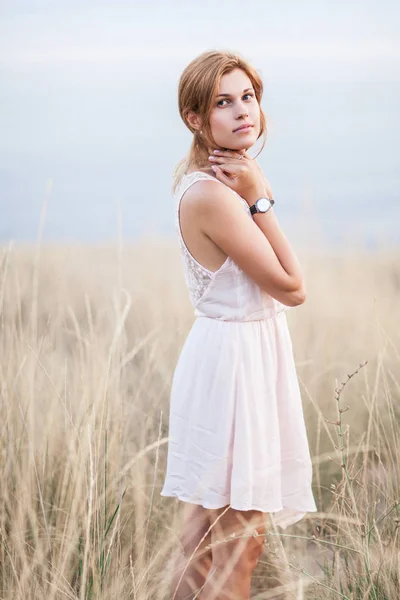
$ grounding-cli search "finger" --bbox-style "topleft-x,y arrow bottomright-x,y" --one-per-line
209,162 -> 239,175
209,154 -> 246,165
212,149 -> 246,160
241,150 -> 252,160
211,165 -> 235,186
209,155 -> 240,165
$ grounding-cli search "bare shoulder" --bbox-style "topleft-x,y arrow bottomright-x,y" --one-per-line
182,176 -> 242,216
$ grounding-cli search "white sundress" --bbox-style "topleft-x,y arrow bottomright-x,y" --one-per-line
160,170 -> 317,530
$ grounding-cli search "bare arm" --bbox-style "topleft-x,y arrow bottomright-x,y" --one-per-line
194,180 -> 305,307
247,178 -> 306,303
251,209 -> 306,303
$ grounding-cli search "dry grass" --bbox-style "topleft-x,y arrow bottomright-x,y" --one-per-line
0,236 -> 399,599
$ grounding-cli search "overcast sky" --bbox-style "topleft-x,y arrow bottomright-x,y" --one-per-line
1,0 -> 399,81
1,1 -> 399,248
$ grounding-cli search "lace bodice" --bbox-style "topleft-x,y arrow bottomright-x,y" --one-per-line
175,171 -> 251,305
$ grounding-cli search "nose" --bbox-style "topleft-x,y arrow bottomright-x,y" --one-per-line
235,101 -> 249,119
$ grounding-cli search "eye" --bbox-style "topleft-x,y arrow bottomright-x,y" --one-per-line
216,93 -> 255,107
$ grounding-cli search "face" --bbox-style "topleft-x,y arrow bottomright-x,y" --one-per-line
208,68 -> 261,151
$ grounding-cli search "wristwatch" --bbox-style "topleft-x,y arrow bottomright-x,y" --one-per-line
249,196 -> 275,217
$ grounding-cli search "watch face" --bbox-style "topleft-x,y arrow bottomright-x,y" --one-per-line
256,198 -> 270,212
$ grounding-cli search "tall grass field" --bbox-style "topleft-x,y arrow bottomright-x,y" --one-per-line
1,237 -> 399,599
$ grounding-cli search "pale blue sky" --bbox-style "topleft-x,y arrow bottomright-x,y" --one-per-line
1,1 -> 399,249
1,0 -> 399,82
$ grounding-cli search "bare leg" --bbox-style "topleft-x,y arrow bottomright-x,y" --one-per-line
170,502 -> 214,599
198,506 -> 267,600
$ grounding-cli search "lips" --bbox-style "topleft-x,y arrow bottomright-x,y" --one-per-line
233,124 -> 253,132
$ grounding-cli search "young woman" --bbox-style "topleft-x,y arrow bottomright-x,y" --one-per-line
160,50 -> 317,599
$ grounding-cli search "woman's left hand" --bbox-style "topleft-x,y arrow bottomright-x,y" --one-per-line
208,147 -> 274,200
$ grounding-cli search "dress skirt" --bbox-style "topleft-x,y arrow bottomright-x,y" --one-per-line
160,310 -> 317,530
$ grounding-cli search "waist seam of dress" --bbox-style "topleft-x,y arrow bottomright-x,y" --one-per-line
196,309 -> 287,323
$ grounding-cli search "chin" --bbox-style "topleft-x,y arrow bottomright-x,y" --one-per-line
224,133 -> 259,151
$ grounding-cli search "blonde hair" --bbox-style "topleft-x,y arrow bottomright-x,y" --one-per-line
172,49 -> 267,194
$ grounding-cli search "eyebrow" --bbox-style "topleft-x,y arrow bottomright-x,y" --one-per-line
216,87 -> 254,98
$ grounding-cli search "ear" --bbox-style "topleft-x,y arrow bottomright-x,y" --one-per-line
186,110 -> 202,132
